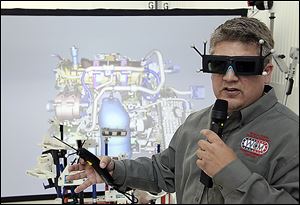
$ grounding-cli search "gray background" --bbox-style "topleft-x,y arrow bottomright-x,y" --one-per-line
1,14 -> 237,197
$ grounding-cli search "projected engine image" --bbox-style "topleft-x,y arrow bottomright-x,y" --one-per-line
27,46 -> 205,192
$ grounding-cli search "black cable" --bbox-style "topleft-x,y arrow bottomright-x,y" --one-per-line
113,187 -> 139,204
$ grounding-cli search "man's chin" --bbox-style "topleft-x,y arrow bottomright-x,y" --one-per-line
224,99 -> 243,112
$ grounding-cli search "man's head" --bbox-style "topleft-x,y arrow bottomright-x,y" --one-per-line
209,17 -> 274,113
210,17 -> 274,62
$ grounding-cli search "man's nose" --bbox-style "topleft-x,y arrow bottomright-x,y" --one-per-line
223,65 -> 238,81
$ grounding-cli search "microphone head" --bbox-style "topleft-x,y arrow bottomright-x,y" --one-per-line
212,99 -> 228,121
213,99 -> 228,111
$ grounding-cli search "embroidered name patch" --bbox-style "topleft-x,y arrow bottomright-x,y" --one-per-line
240,132 -> 270,157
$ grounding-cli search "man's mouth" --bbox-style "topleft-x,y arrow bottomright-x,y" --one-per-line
223,87 -> 241,96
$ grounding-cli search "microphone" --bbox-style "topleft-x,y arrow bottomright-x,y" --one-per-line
200,99 -> 228,188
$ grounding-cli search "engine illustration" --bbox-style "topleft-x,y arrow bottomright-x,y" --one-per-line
27,46 -> 204,202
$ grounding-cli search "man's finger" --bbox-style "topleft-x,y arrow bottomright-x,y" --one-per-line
68,164 -> 80,172
74,179 -> 94,193
200,129 -> 222,143
196,158 -> 206,170
68,162 -> 87,173
99,156 -> 114,171
198,139 -> 211,150
66,171 -> 86,181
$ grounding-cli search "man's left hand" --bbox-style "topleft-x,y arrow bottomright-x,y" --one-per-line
196,129 -> 237,177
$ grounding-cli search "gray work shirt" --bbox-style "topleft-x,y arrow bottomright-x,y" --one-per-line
112,85 -> 299,204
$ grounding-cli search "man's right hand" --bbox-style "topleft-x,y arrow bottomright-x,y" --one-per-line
66,156 -> 115,193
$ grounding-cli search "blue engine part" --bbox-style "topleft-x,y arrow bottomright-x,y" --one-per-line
98,97 -> 131,158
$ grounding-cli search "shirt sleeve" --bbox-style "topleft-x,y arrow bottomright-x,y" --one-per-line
111,144 -> 176,194
213,155 -> 299,204
110,124 -> 186,193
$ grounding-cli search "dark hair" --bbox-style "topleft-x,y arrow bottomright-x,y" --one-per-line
210,17 -> 274,62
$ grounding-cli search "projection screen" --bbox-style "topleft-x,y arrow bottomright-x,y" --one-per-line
1,9 -> 247,198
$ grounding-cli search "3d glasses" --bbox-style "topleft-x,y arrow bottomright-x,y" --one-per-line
191,40 -> 273,76
201,55 -> 265,76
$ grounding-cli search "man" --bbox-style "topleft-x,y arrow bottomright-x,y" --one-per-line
67,17 -> 299,203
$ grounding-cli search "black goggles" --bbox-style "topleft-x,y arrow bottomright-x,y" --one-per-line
202,55 -> 265,76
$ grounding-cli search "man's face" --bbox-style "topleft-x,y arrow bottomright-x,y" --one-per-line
211,41 -> 273,113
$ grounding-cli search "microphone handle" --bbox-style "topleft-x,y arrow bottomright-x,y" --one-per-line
200,121 -> 223,188
200,171 -> 213,188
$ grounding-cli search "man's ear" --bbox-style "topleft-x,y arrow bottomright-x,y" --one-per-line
263,63 -> 273,84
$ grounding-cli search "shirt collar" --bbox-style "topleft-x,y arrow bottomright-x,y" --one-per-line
240,85 -> 278,125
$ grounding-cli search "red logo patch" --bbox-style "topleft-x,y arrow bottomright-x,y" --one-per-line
240,132 -> 270,158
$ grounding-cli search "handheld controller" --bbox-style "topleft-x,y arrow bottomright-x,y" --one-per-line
77,147 -> 114,186
52,136 -> 138,203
